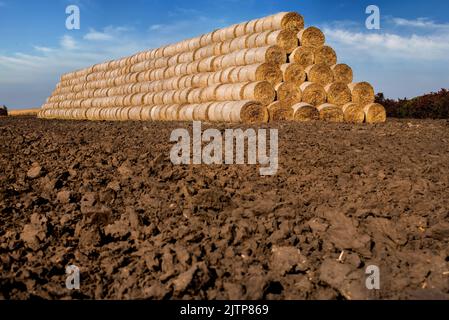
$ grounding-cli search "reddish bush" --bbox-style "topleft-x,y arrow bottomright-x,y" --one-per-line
376,89 -> 449,119
0,105 -> 8,117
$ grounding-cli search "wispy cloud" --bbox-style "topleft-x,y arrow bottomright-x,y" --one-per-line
33,46 -> 53,53
323,27 -> 449,61
0,14 -> 225,107
60,35 -> 77,50
84,26 -> 132,41
319,16 -> 449,98
391,17 -> 449,29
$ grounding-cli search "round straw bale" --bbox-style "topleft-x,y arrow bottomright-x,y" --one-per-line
159,105 -> 173,121
275,82 -> 302,105
239,63 -> 283,85
229,37 -> 247,52
201,85 -> 220,102
128,107 -> 143,121
188,37 -> 202,51
207,102 -> 224,122
153,92 -> 165,105
234,51 -> 248,66
235,22 -> 248,37
298,27 -> 325,48
216,84 -> 242,101
348,82 -> 375,105
219,67 -> 235,83
324,82 -> 352,106
188,88 -> 204,104
168,54 -> 180,67
305,64 -> 334,86
225,101 -> 269,123
245,19 -> 258,34
219,53 -> 237,69
267,101 -> 293,121
219,25 -> 237,42
193,102 -> 213,121
140,106 -> 154,121
186,61 -> 200,74
173,88 -> 193,104
251,31 -> 269,47
280,63 -> 306,86
289,46 -> 315,69
314,45 -> 337,66
268,12 -> 305,33
246,33 -> 260,47
165,105 -> 182,121
178,105 -> 196,121
241,81 -> 275,105
317,104 -> 345,122
198,73 -> 211,87
131,93 -> 146,106
150,105 -> 164,121
198,56 -> 216,73
229,67 -> 243,83
199,32 -> 214,47
219,40 -> 233,55
331,64 -> 353,84
213,55 -> 226,70
245,46 -> 286,65
164,66 -> 176,78
341,103 -> 365,123
207,72 -> 221,86
179,51 -> 195,64
291,103 -> 320,122
211,29 -> 222,43
212,42 -> 223,56
266,30 -> 298,53
179,75 -> 194,88
364,103 -> 387,124
300,82 -> 327,106
162,91 -> 177,105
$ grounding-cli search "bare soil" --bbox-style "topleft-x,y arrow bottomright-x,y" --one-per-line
1,117 -> 449,300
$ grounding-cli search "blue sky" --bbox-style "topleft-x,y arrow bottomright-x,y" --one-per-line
1,0 -> 449,109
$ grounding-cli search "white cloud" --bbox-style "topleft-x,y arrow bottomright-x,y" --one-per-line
83,26 -> 131,41
0,15 -> 225,108
392,17 -> 449,29
60,35 -> 77,50
149,24 -> 163,31
84,29 -> 114,41
33,46 -> 53,53
319,18 -> 449,99
322,27 -> 449,62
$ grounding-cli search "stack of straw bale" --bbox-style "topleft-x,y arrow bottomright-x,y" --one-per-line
39,12 -> 386,124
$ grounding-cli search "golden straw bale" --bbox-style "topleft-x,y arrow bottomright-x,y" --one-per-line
267,101 -> 293,121
298,27 -> 325,48
291,103 -> 320,122
364,103 -> 387,123
280,63 -> 306,86
275,82 -> 302,105
324,82 -> 352,106
348,82 -> 375,105
300,82 -> 327,106
317,103 -> 345,122
305,64 -> 334,86
342,103 -> 365,123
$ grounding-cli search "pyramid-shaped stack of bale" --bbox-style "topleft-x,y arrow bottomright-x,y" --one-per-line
38,12 -> 387,124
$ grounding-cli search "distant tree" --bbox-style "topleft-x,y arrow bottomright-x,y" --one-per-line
376,89 -> 449,119
0,105 -> 7,116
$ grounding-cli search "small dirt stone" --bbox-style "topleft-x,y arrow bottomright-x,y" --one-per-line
27,164 -> 43,179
